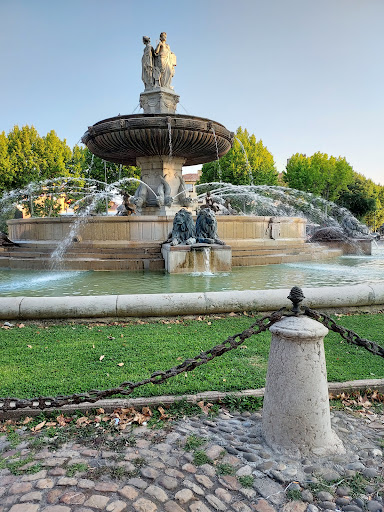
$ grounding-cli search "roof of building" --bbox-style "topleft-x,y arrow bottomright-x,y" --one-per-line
183,173 -> 200,182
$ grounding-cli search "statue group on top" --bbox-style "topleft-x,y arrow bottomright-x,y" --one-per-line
142,32 -> 177,90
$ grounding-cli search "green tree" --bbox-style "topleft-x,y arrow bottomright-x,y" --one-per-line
199,127 -> 278,186
72,146 -> 140,194
337,173 -> 377,218
2,125 -> 74,192
0,132 -> 12,193
284,152 -> 354,202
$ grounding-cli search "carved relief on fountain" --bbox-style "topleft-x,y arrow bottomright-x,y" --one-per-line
133,156 -> 189,214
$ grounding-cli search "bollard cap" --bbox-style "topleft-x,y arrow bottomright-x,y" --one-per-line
270,315 -> 328,339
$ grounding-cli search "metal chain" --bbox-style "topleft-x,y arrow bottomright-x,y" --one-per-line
304,307 -> 384,358
0,310 -> 285,412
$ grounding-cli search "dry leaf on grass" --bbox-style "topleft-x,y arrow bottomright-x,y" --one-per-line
32,421 -> 46,432
197,401 -> 214,415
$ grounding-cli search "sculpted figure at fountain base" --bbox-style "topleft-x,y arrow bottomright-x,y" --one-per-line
132,156 -> 194,215
163,208 -> 196,246
196,208 -> 225,245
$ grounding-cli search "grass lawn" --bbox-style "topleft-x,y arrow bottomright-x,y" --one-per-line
0,313 -> 383,399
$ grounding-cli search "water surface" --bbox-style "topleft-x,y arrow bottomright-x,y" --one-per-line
1,244 -> 383,297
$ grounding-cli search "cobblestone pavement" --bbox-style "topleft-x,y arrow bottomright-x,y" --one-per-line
0,408 -> 382,512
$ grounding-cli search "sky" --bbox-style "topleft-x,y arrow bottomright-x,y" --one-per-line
1,0 -> 383,185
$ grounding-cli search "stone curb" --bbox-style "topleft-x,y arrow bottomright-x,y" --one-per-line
0,283 -> 384,320
1,378 -> 383,420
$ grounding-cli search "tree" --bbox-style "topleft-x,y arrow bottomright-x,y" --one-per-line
2,125 -> 74,192
284,152 -> 354,202
337,173 -> 377,218
0,132 -> 12,193
72,146 -> 140,195
198,127 -> 278,186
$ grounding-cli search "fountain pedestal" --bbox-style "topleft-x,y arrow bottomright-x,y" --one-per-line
135,156 -> 192,215
140,88 -> 179,114
162,243 -> 232,273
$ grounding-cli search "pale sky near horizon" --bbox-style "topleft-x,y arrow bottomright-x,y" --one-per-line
1,0 -> 383,185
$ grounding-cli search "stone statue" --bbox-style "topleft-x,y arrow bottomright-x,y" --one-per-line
0,232 -> 20,247
164,209 -> 196,246
141,36 -> 154,90
116,192 -> 136,216
153,32 -> 176,89
196,209 -> 225,245
202,191 -> 220,213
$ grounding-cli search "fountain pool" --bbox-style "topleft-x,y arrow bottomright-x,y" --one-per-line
1,244 -> 383,297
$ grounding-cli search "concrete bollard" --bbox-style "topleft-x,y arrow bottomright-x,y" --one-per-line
262,315 -> 345,456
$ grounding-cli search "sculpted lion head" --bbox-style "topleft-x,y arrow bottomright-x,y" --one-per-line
168,208 -> 196,246
196,208 -> 224,245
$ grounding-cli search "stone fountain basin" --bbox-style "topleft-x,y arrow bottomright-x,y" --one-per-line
81,114 -> 234,166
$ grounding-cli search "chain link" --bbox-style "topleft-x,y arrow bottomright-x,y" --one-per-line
304,307 -> 384,358
0,310 -> 285,412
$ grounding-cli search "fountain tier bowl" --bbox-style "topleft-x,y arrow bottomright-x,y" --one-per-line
81,114 -> 234,166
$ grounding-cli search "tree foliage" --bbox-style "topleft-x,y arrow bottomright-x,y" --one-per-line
71,146 -> 140,194
283,152 -> 354,202
2,125 -> 74,191
0,126 -> 141,221
0,126 -> 140,195
198,127 -> 278,186
337,173 -> 377,218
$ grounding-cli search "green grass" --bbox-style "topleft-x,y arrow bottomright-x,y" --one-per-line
238,475 -> 255,488
0,313 -> 382,399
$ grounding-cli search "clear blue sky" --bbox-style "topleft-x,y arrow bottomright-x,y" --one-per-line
1,0 -> 383,184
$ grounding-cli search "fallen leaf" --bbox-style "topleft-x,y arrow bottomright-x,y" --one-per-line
142,406 -> 152,417
99,355 -> 105,361
107,336 -> 115,340
27,345 -> 32,349
96,408 -> 105,414
117,362 -> 124,367
32,420 -> 46,432
18,324 -> 25,328
56,414 -> 67,427
132,412 -> 148,425
22,417 -> 33,425
197,401 -> 214,415
76,417 -> 90,427
45,422 -> 57,427
228,312 -> 237,317
158,406 -> 169,420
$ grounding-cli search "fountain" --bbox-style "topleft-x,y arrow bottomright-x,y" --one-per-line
0,32 -> 373,276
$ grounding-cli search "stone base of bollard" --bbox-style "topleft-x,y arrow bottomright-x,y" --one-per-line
262,315 -> 345,456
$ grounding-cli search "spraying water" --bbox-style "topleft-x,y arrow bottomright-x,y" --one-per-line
195,182 -> 371,239
235,137 -> 253,184
210,125 -> 222,182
